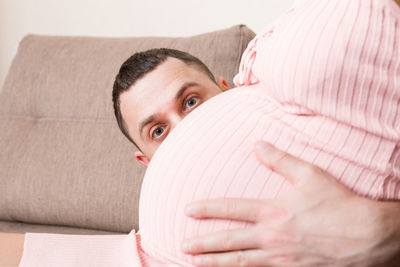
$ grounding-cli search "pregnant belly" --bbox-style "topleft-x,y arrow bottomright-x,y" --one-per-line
138,87 -> 394,266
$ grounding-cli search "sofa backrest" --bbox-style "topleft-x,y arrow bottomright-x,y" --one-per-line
0,25 -> 255,233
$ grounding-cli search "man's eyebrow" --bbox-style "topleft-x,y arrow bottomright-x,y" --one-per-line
139,114 -> 158,139
175,82 -> 199,101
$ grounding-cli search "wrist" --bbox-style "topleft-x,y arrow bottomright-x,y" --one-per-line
374,200 -> 400,266
342,197 -> 400,267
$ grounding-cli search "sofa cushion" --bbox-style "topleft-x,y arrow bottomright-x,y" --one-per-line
0,25 -> 255,233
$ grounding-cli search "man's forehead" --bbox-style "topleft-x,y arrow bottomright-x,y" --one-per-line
122,65 -> 186,106
136,57 -> 195,86
121,58 -> 208,106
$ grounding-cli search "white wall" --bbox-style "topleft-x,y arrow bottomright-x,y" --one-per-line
0,0 -> 294,91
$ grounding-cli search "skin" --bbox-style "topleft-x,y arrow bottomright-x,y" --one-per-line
182,142 -> 400,267
119,57 -> 230,166
0,232 -> 24,266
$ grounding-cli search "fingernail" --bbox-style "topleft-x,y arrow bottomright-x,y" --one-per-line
193,256 -> 205,266
255,141 -> 271,153
182,241 -> 192,253
185,204 -> 196,216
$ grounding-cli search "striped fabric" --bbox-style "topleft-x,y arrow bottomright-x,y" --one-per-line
19,0 -> 400,266
139,0 -> 400,265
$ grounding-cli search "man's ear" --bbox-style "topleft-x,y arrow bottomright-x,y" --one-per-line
134,151 -> 150,166
217,77 -> 230,92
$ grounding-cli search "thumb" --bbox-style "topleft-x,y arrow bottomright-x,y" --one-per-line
254,141 -> 307,186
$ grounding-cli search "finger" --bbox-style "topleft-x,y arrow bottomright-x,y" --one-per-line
182,228 -> 257,254
191,249 -> 295,267
185,198 -> 284,222
183,228 -> 295,255
254,141 -> 325,186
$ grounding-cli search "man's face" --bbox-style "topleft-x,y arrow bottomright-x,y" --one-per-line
119,58 -> 230,166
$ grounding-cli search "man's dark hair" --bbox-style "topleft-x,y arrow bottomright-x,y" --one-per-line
112,48 -> 216,148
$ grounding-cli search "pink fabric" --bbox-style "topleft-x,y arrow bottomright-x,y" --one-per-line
20,230 -> 142,267
139,0 -> 400,264
19,0 -> 400,266
19,230 -> 172,267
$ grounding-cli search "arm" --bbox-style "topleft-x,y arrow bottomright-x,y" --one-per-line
182,142 -> 400,267
0,233 -> 25,266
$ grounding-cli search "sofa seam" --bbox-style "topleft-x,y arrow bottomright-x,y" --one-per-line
0,114 -> 115,124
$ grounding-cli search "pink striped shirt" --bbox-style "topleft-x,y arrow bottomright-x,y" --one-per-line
20,0 -> 400,266
139,0 -> 400,265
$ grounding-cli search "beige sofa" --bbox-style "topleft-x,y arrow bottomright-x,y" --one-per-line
0,25 -> 255,235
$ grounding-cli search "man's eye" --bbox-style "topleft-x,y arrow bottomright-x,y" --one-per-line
151,126 -> 165,139
185,97 -> 199,109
